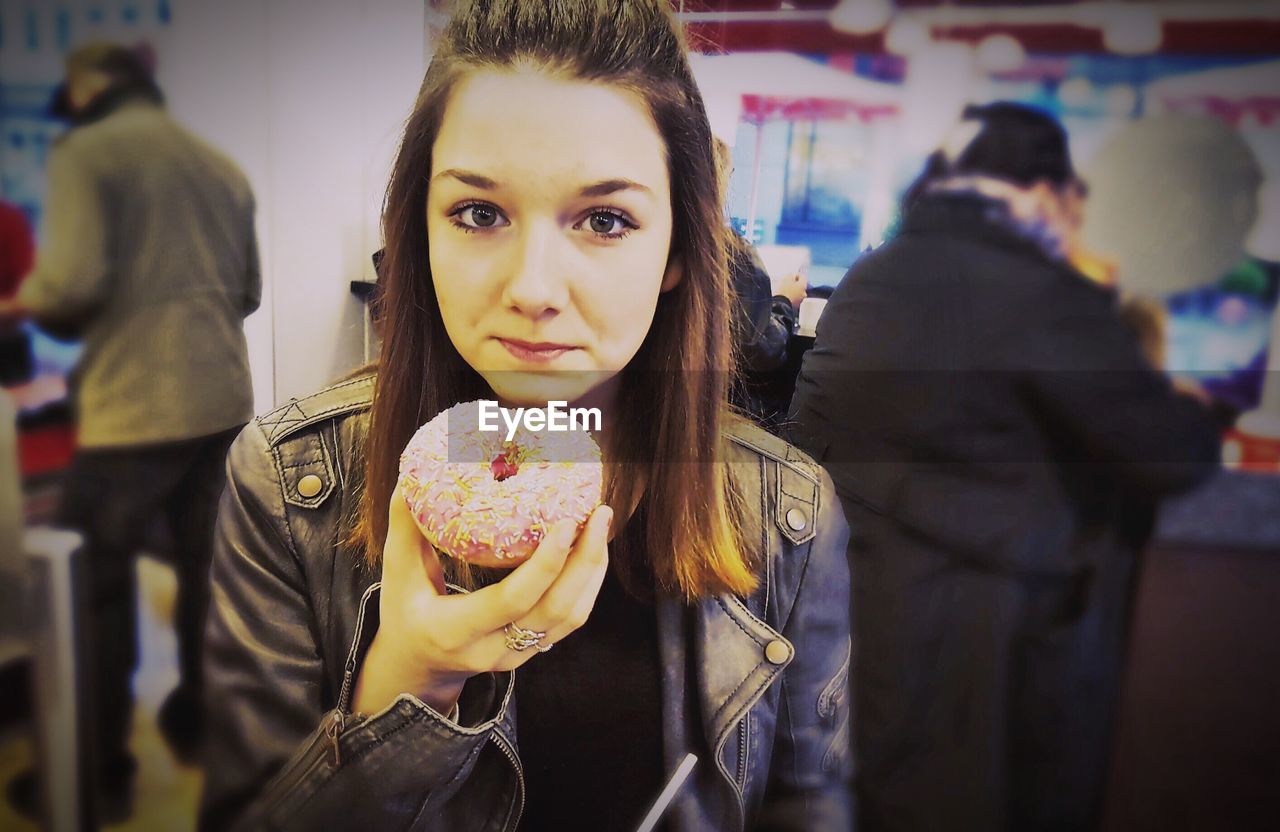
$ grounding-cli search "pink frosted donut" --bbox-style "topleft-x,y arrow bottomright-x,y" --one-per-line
398,400 -> 603,568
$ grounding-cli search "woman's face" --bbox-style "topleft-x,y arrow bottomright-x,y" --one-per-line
427,69 -> 681,409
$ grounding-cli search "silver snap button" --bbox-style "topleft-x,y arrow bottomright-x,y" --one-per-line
786,507 -> 807,532
298,474 -> 324,499
765,639 -> 791,665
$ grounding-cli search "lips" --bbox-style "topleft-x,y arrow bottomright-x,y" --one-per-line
497,337 -> 577,364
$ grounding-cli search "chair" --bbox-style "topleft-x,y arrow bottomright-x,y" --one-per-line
2,390 -> 93,829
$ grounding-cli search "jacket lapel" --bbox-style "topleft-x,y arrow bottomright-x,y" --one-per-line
693,594 -> 791,751
655,591 -> 793,832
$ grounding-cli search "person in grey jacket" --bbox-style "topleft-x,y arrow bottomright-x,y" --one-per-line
1,42 -> 260,822
200,2 -> 851,830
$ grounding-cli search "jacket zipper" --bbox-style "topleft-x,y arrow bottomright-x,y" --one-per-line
713,724 -> 748,830
490,730 -> 526,832
735,716 -> 750,792
337,583 -> 381,715
325,709 -> 345,767
713,596 -> 791,829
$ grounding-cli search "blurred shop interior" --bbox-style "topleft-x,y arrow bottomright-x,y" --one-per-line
1,0 -> 1279,830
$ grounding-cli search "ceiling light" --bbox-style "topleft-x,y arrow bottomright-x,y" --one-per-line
829,0 -> 893,36
976,34 -> 1026,73
1102,8 -> 1163,55
885,17 -> 930,56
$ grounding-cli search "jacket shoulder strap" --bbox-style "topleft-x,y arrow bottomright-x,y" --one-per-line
259,373 -> 375,448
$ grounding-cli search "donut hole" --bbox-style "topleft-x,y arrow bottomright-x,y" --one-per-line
490,443 -> 522,482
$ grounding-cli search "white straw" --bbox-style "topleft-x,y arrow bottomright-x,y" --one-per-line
635,753 -> 698,832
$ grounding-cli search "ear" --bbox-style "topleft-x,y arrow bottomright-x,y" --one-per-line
1032,180 -> 1063,209
660,254 -> 684,293
1038,181 -> 1073,222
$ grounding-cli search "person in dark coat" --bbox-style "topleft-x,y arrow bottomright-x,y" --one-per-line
788,102 -> 1224,831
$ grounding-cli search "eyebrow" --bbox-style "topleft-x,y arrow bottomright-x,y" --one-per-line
432,169 -> 652,198
433,169 -> 498,189
579,178 -> 652,198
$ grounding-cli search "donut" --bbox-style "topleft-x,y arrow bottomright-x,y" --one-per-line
398,400 -> 603,568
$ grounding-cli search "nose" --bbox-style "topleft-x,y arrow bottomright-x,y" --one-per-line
500,219 -> 567,321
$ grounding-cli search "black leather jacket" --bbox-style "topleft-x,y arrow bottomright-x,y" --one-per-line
200,373 -> 853,831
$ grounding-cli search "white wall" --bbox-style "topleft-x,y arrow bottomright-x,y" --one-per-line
161,0 -> 427,409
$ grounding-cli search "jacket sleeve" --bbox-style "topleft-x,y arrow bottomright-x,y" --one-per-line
757,468 -> 854,831
16,144 -> 111,328
1020,283 -> 1222,497
200,420 -> 512,831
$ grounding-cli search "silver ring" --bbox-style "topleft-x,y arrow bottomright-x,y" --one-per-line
503,621 -> 547,652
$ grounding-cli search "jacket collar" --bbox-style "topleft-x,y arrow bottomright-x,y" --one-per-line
67,81 -> 163,129
902,191 -> 1060,264
900,191 -> 1109,295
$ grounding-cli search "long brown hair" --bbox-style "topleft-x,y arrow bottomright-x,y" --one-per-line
357,0 -> 757,600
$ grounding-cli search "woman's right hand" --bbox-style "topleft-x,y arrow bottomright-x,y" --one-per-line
352,485 -> 613,717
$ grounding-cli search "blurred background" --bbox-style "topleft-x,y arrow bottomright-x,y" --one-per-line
0,1 -> 1278,830
2,0 -> 1278,463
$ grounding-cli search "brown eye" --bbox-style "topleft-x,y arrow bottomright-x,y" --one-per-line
469,205 -> 498,227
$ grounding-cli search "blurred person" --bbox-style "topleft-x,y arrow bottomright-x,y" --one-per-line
728,231 -> 804,374
789,102 -> 1224,831
727,233 -> 808,428
0,42 -> 260,821
741,245 -> 816,429
714,137 -> 805,427
0,199 -> 34,299
198,2 -> 852,829
0,200 -> 36,386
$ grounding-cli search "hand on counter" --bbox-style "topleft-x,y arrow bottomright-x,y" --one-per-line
773,271 -> 808,309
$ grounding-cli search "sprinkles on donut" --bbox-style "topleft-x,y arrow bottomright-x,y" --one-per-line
398,400 -> 604,568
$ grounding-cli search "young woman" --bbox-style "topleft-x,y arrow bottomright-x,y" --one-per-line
200,2 -> 850,830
